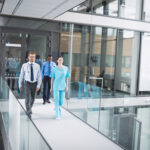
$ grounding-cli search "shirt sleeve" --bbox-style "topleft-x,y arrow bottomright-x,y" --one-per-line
19,64 -> 25,87
50,69 -> 55,79
66,68 -> 70,78
37,65 -> 41,88
41,63 -> 45,79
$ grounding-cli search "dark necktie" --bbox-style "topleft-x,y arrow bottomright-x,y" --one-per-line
31,64 -> 34,81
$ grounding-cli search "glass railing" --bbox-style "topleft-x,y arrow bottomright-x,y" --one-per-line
63,79 -> 142,150
0,76 -> 52,150
1,74 -> 143,150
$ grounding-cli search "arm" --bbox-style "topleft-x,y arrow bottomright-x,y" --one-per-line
41,63 -> 45,80
50,78 -> 53,92
19,64 -> 25,91
37,66 -> 41,91
65,77 -> 69,92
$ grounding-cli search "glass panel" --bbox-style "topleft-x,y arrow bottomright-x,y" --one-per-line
93,0 -> 118,16
104,28 -> 117,91
116,30 -> 134,93
137,107 -> 150,150
119,0 -> 141,20
143,0 -> 150,22
133,119 -> 141,150
0,76 -> 51,150
72,1 -> 92,13
139,33 -> 150,94
4,33 -> 22,93
72,0 -> 142,20
60,23 -> 101,130
27,34 -> 47,63
99,106 -> 141,150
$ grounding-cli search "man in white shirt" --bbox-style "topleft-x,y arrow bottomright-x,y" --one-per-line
19,52 -> 41,117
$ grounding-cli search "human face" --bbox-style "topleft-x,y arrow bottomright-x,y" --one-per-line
47,56 -> 52,62
57,57 -> 63,65
28,54 -> 35,63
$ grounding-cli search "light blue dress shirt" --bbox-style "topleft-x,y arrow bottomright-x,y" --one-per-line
19,62 -> 41,88
50,65 -> 70,91
41,61 -> 56,79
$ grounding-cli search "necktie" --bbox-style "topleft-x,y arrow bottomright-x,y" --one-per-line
31,64 -> 34,81
49,62 -> 51,75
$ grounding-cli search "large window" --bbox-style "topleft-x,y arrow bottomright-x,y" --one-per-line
139,32 -> 150,92
72,0 -> 142,20
143,0 -> 150,22
60,23 -> 139,95
119,0 -> 141,20
93,0 -> 118,16
116,30 -> 135,93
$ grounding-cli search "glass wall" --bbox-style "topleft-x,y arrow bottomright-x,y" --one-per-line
27,34 -> 47,62
4,33 -> 22,92
139,32 -> 150,93
60,23 -> 139,97
72,0 -> 142,20
93,0 -> 118,16
143,0 -> 150,22
119,0 -> 141,20
115,30 -> 135,93
104,28 -> 117,91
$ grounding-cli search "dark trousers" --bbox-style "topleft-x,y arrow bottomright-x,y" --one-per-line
43,76 -> 51,102
25,81 -> 37,114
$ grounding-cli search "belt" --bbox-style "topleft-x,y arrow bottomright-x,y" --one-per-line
25,81 -> 37,84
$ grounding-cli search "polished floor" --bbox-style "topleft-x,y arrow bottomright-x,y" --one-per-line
19,99 -> 123,150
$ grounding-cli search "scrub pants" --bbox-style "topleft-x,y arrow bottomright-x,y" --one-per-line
53,90 -> 65,118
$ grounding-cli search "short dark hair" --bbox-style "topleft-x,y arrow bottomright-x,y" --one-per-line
47,55 -> 52,58
28,51 -> 36,56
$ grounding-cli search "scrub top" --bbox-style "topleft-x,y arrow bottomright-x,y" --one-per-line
50,65 -> 70,91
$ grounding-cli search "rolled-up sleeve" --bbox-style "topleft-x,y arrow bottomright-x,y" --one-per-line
19,64 -> 25,88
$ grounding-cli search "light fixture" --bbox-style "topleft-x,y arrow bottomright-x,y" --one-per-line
5,43 -> 21,47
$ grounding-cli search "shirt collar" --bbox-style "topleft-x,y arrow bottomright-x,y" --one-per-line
28,61 -> 35,65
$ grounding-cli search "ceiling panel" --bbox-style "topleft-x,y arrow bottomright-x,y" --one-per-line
2,0 -> 20,14
14,0 -> 65,18
1,0 -> 86,19
44,0 -> 85,19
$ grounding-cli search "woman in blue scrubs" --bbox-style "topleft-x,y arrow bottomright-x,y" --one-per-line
50,56 -> 69,119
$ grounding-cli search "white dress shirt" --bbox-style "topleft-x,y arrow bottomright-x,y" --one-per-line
19,62 -> 41,88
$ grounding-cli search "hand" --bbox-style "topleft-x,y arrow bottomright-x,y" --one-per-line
19,87 -> 22,92
50,88 -> 52,93
36,88 -> 40,92
65,87 -> 68,92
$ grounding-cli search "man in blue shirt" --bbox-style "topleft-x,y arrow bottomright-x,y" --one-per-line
41,55 -> 56,104
19,52 -> 41,117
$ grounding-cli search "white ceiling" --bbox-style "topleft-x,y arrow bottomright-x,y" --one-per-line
1,0 -> 85,19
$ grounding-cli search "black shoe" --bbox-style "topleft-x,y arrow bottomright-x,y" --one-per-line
47,100 -> 51,103
27,112 -> 32,118
28,114 -> 31,118
43,101 -> 45,104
